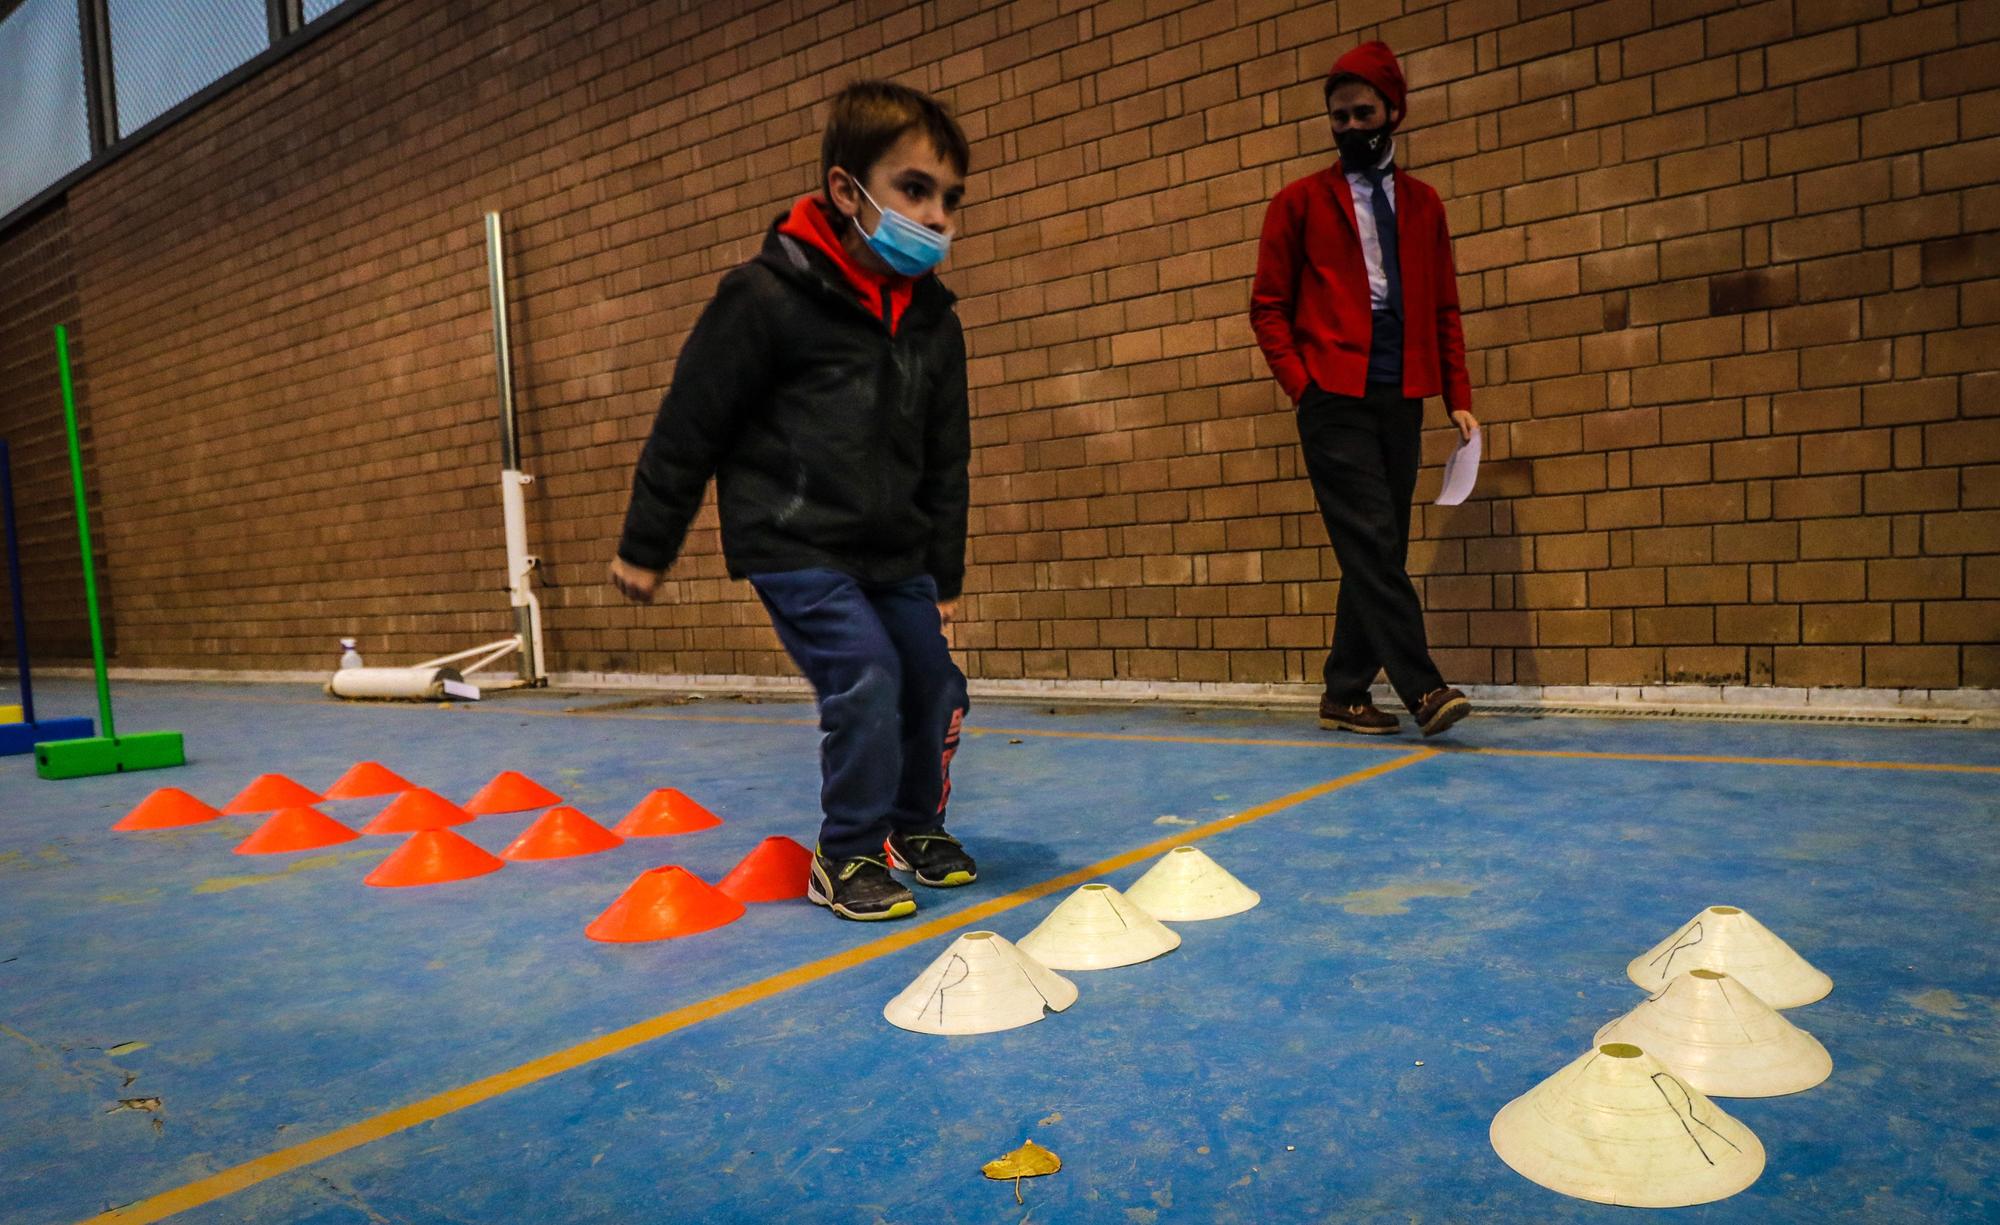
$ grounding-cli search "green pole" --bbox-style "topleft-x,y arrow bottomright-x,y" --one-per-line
54,325 -> 115,740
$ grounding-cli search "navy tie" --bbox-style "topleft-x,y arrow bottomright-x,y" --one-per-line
1362,166 -> 1401,316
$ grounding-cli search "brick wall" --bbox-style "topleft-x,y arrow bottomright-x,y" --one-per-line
0,0 -> 1993,691
0,200 -> 111,663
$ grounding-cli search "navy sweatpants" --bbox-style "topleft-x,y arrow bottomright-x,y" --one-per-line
749,568 -> 968,861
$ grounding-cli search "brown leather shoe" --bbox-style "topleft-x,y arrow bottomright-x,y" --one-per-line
1318,696 -> 1401,734
1414,686 -> 1471,737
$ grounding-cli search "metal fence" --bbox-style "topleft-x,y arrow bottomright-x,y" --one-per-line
0,0 -> 360,224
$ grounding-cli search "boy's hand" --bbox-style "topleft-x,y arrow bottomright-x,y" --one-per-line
937,600 -> 957,627
1450,409 -> 1479,443
609,556 -> 665,604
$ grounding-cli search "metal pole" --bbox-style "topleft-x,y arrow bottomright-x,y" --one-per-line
54,326 -> 114,739
76,0 -> 118,153
1,440 -> 36,724
485,212 -> 519,470
484,211 -> 542,684
267,0 -> 303,45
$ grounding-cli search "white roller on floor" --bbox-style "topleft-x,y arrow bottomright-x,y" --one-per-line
883,931 -> 1076,1035
1490,1042 -> 1765,1208
1017,883 -> 1180,970
1628,905 -> 1832,1008
1596,969 -> 1832,1097
1124,845 -> 1260,921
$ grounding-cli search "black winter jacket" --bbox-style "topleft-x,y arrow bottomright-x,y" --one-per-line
616,218 -> 970,600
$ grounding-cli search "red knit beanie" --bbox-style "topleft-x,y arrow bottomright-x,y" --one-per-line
1325,41 -> 1408,128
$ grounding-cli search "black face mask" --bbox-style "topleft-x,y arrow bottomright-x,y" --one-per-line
1335,124 -> 1392,172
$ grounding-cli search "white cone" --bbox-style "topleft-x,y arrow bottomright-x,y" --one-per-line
1124,845 -> 1260,921
883,931 -> 1077,1035
1490,1042 -> 1765,1208
1017,882 -> 1181,970
1596,969 -> 1831,1098
1628,906 -> 1831,1008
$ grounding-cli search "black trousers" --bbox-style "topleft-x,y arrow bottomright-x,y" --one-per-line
1296,382 -> 1446,712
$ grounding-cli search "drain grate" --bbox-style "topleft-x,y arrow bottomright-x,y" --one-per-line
1473,703 -> 1972,726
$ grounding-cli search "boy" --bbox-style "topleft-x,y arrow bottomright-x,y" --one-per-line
610,81 -> 975,921
1250,41 -> 1479,738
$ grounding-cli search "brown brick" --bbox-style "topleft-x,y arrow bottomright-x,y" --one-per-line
1767,28 -> 1858,86
1588,646 -> 1666,683
1715,521 -> 1800,563
1778,560 -> 1868,602
1799,251 -> 1893,303
1800,429 -> 1893,474
1541,609 -> 1615,645
1708,267 -> 1798,316
1631,443 -> 1714,486
1800,515 -> 1892,559
1864,645 -> 1959,687
1925,510 -> 2000,555
1773,388 -> 1862,434
1774,645 -> 1864,686
1586,488 -> 1663,530
1665,645 -> 1750,682
1801,602 -> 1893,644
1772,209 -> 1862,261
1671,564 -> 1750,604
1717,604 -> 1801,643
1922,233 -> 2000,285
1865,469 -> 1958,514
1799,65 -> 1894,126
1636,605 -> 1715,643
1863,377 -> 1958,426
1774,474 -> 1864,519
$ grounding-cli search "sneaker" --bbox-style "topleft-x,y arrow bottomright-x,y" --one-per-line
1318,695 -> 1400,735
884,830 -> 978,888
807,851 -> 916,921
1414,686 -> 1472,737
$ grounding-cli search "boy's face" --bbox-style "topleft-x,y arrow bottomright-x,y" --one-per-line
829,129 -> 966,274
1326,80 -> 1390,135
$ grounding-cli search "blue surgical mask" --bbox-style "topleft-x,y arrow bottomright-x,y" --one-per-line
852,180 -> 950,277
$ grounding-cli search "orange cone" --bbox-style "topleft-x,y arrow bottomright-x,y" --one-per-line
464,770 -> 562,815
221,774 -> 323,815
235,807 -> 360,855
501,806 -> 623,861
586,865 -> 744,941
612,788 -> 724,837
364,828 -> 505,887
362,788 -> 474,834
324,761 -> 415,800
113,787 -> 221,831
717,836 -> 814,903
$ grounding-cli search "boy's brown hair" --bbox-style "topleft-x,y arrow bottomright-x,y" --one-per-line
820,80 -> 970,195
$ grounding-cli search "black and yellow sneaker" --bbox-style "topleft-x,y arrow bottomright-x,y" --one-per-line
807,850 -> 917,921
884,830 -> 978,888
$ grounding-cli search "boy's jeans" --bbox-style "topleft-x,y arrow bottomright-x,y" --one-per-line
749,568 -> 968,862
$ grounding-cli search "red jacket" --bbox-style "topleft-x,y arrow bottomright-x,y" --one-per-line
1251,166 -> 1472,413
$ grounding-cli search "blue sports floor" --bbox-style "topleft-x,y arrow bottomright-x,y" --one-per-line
1,680 -> 1995,1223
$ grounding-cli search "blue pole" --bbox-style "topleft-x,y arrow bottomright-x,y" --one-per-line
0,439 -> 34,724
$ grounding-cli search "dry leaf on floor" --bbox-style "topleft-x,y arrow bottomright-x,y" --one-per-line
982,1139 -> 1060,1204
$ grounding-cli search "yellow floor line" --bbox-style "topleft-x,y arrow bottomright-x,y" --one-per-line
1455,745 -> 2000,775
85,751 -> 1435,1224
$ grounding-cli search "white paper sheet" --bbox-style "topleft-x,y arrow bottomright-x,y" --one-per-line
1436,429 -> 1481,506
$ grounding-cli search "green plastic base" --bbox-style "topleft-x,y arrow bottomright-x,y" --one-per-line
35,731 -> 186,779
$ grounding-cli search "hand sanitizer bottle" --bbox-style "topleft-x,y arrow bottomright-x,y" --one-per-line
339,638 -> 364,670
